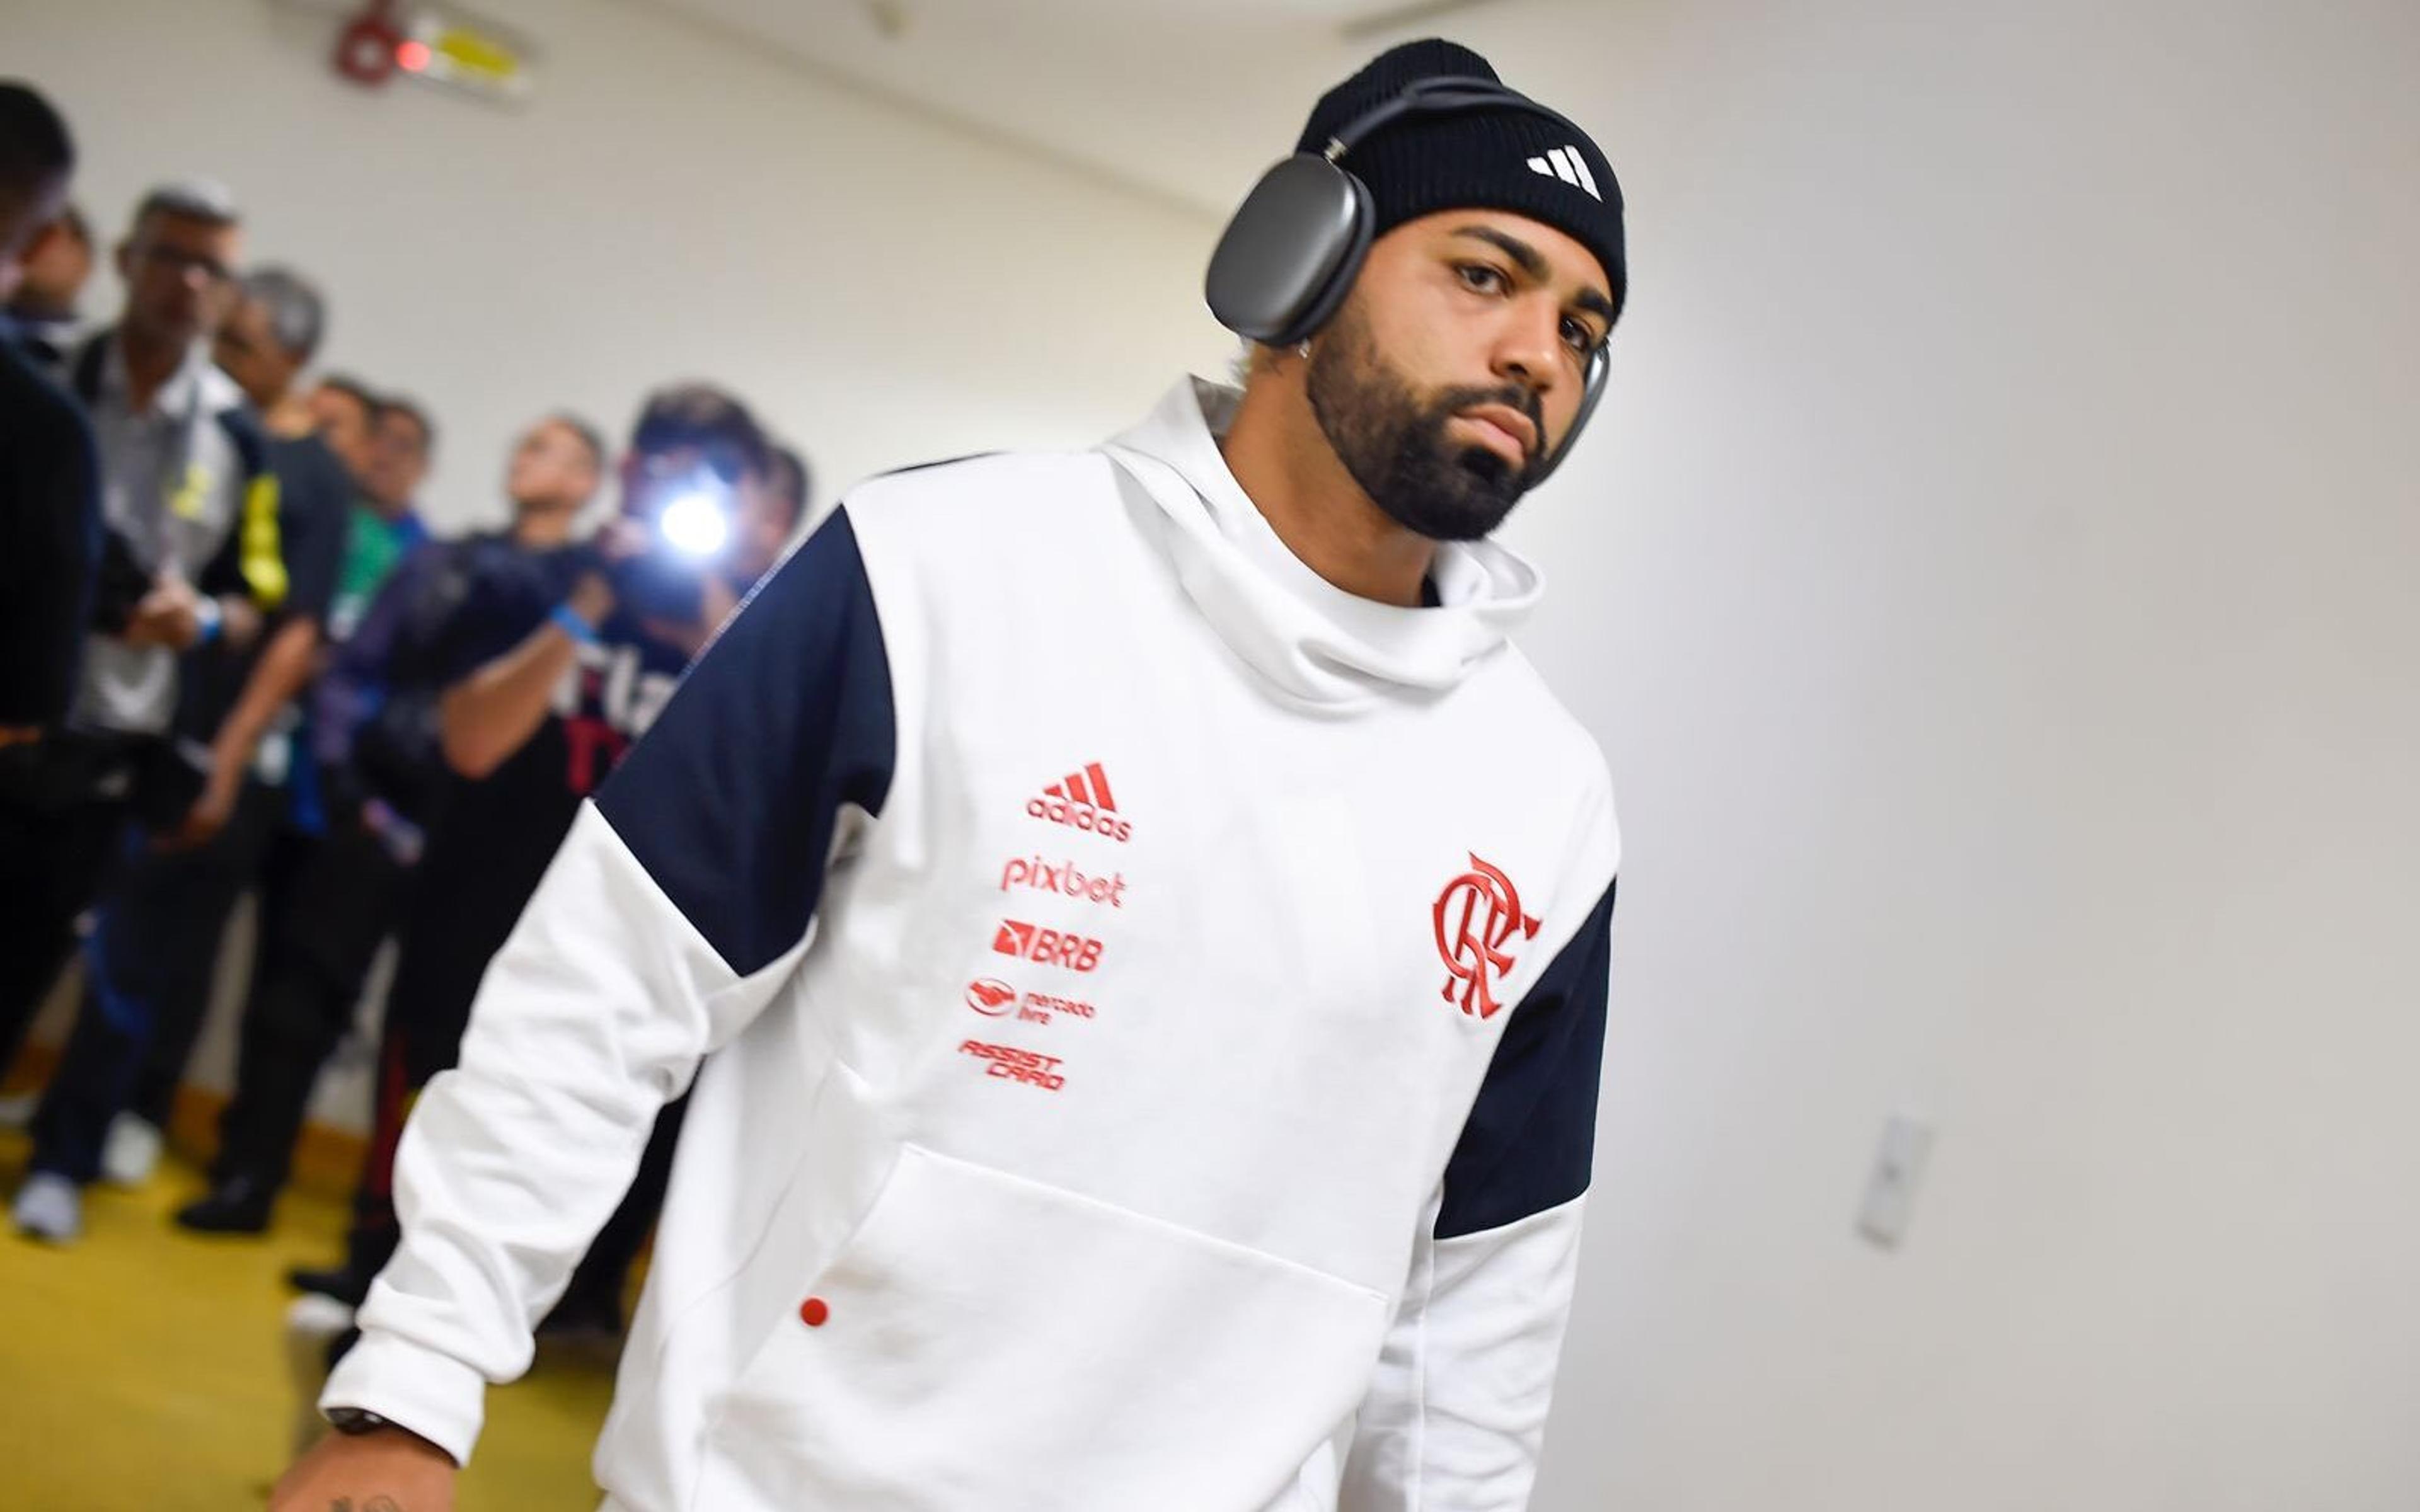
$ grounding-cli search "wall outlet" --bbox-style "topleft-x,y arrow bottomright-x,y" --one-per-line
1856,1113 -> 1935,1250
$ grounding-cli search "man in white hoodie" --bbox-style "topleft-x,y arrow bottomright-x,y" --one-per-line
276,37 -> 1627,1512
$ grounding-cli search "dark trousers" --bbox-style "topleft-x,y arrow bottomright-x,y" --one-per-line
0,786 -> 127,1081
26,781 -> 281,1184
205,816 -> 408,1193
130,815 -> 329,1132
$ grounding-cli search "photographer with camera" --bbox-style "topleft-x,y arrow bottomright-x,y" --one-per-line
171,410 -> 597,1235
279,386 -> 797,1338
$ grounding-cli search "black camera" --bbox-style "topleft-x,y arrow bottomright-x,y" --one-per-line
613,456 -> 744,623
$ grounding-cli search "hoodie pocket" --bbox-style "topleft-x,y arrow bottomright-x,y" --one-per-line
693,1143 -> 1390,1512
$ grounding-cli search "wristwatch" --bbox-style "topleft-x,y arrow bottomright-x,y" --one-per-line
325,1406 -> 395,1436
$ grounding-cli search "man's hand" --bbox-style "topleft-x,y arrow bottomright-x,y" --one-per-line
122,576 -> 204,650
269,1424 -> 456,1512
594,516 -> 648,566
159,757 -> 243,850
219,593 -> 265,650
568,570 -> 616,630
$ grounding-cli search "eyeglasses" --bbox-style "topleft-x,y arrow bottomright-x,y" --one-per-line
136,244 -> 234,286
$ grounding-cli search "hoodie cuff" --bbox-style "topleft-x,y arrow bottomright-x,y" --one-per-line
320,1328 -> 488,1467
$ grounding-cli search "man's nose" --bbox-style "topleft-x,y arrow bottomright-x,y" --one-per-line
1491,304 -> 1563,398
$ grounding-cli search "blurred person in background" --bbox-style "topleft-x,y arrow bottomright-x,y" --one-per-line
3,198 -> 91,370
9,213 -> 349,1245
95,273 -> 424,1223
306,374 -> 380,493
362,392 -> 434,539
176,413 -> 604,1236
277,38 -> 1625,1510
336,393 -> 434,644
0,81 -> 101,1084
4,178 -> 280,1141
280,387 -> 796,1378
120,324 -> 425,1167
766,440 -> 810,538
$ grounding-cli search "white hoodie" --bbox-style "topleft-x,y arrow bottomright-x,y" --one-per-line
326,378 -> 1622,1511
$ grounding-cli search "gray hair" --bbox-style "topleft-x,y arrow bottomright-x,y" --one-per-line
239,265 -> 327,362
131,176 -> 239,233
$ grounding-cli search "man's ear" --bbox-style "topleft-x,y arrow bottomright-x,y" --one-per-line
20,214 -> 63,266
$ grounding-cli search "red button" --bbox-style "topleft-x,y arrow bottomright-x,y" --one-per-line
799,1297 -> 830,1327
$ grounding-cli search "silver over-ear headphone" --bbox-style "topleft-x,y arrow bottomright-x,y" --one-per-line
1205,76 -> 1612,481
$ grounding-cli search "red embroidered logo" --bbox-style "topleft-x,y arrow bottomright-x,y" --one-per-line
960,1039 -> 1066,1091
1000,856 -> 1128,908
965,977 -> 1098,1026
1433,854 -> 1540,1021
964,978 -> 1017,1017
992,919 -> 1105,973
1026,763 -> 1134,843
1015,991 -> 1095,1025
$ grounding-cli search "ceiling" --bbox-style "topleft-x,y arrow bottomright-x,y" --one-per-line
639,0 -> 1594,219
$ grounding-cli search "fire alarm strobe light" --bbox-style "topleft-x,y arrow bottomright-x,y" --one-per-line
333,3 -> 405,87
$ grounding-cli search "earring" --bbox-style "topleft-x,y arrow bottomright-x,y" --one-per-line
1296,341 -> 1311,361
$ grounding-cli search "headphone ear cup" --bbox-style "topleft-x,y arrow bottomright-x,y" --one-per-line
1531,341 -> 1610,484
1206,156 -> 1374,346
1270,171 -> 1374,348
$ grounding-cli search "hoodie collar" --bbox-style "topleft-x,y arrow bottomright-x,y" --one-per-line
1099,377 -> 1541,711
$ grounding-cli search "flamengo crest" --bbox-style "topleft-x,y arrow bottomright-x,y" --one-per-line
1433,854 -> 1540,1021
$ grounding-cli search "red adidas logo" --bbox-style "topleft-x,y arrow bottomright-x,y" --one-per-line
1025,762 -> 1133,843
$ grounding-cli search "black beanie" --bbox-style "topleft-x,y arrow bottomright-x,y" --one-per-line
1298,40 -> 1627,318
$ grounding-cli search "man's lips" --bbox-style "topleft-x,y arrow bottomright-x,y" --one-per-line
1453,404 -> 1537,466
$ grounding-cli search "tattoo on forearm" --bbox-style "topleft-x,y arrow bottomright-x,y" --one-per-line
325,1499 -> 401,1511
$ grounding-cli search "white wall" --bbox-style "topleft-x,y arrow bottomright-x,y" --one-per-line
4,0 -> 1231,530
1468,1 -> 2420,1508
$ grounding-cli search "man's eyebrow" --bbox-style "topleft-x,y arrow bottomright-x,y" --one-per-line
1453,225 -> 1548,282
1454,224 -> 1617,328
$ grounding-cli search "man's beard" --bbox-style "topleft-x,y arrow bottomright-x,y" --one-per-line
1302,304 -> 1547,543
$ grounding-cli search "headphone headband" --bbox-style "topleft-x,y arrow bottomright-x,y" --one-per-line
1321,77 -> 1588,164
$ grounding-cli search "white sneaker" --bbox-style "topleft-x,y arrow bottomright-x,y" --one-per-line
0,1091 -> 36,1129
12,1172 -> 83,1244
99,1113 -> 164,1188
283,1292 -> 357,1457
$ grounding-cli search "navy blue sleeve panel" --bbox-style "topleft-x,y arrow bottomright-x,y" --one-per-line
1436,876 -> 1618,1240
594,508 -> 898,978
